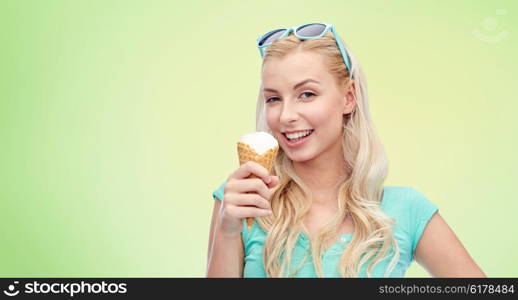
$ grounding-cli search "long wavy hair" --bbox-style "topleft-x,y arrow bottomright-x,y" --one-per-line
254,32 -> 400,277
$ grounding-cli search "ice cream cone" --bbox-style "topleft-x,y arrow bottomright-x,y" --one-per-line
237,142 -> 278,173
237,132 -> 279,230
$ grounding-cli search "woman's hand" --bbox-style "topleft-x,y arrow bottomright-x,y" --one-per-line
217,161 -> 279,237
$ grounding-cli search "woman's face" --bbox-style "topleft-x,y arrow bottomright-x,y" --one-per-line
262,50 -> 355,163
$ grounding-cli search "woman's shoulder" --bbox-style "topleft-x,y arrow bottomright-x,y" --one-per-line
382,186 -> 439,248
381,186 -> 436,210
383,186 -> 440,256
381,185 -> 439,228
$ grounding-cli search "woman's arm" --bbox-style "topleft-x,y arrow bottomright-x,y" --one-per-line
206,199 -> 244,277
206,162 -> 278,277
414,212 -> 486,277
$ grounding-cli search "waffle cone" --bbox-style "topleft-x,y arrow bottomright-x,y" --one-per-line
237,142 -> 278,229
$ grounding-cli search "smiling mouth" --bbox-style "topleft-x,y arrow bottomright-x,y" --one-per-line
282,129 -> 314,142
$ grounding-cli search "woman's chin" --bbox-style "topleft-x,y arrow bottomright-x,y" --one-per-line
284,150 -> 315,164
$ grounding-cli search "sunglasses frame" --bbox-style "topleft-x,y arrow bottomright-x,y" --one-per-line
256,23 -> 352,76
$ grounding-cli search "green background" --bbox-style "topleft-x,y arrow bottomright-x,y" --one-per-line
1,0 -> 516,277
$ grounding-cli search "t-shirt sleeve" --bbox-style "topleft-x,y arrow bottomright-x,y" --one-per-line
408,187 -> 439,258
212,180 -> 227,202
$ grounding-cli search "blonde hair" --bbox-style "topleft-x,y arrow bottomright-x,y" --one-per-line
255,32 -> 400,277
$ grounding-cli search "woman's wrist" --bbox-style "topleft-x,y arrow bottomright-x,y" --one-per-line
215,215 -> 243,239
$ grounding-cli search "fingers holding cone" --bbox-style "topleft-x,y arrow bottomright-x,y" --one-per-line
236,132 -> 279,231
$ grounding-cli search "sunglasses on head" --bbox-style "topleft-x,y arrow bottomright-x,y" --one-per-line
257,23 -> 352,77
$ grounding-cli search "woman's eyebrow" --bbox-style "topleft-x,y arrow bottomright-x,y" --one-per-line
263,78 -> 320,93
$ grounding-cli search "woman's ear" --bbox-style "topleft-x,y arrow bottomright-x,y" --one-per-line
342,79 -> 356,115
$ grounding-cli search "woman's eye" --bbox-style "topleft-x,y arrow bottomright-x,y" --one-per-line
300,91 -> 316,99
265,92 -> 314,103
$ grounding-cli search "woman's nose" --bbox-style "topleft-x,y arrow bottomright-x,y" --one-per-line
279,100 -> 299,124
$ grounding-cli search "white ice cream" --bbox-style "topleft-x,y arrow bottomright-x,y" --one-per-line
239,131 -> 278,155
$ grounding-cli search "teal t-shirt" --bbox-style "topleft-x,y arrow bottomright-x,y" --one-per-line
211,181 -> 438,277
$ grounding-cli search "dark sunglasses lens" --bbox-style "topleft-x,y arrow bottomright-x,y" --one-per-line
296,23 -> 326,37
259,29 -> 286,46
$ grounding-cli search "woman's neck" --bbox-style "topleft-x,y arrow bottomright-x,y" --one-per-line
292,153 -> 348,204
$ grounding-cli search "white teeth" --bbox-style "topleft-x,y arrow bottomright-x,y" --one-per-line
285,130 -> 313,140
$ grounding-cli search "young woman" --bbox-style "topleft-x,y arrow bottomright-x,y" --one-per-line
206,23 -> 486,278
